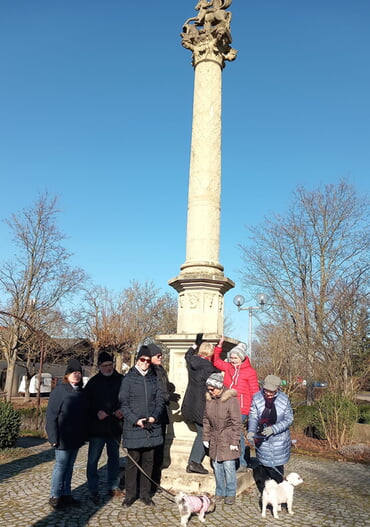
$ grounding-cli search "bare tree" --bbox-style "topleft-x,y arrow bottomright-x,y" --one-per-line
240,181 -> 370,403
0,194 -> 86,400
81,280 -> 177,373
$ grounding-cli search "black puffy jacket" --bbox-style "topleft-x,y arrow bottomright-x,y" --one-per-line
119,366 -> 164,449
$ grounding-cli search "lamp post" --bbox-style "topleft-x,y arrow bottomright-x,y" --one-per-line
233,294 -> 268,356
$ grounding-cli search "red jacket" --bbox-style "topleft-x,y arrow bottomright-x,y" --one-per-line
213,345 -> 259,415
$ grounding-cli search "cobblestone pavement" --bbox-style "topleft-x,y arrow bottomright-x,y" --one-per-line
0,438 -> 369,527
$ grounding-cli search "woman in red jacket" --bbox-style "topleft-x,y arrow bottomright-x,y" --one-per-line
213,337 -> 259,470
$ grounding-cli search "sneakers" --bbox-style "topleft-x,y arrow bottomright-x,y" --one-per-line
215,495 -> 226,501
224,496 -> 235,505
186,462 -> 209,474
108,488 -> 125,498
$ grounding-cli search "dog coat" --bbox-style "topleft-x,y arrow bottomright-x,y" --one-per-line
183,494 -> 210,515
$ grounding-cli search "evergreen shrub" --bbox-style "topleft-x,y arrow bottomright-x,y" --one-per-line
0,402 -> 21,449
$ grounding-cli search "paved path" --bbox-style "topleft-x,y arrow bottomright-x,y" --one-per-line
0,438 -> 369,527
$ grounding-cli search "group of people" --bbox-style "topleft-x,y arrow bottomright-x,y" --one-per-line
45,333 -> 293,510
46,344 -> 170,510
181,333 -> 293,505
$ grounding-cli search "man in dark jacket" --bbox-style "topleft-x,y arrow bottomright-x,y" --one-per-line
85,351 -> 124,503
119,345 -> 164,508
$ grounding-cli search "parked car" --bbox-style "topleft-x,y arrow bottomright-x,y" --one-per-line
18,373 -> 53,396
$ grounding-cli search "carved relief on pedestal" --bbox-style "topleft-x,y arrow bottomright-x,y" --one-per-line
179,293 -> 185,309
204,292 -> 215,309
188,292 -> 200,309
181,0 -> 237,68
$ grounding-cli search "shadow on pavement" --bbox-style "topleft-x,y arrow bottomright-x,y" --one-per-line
0,437 -> 54,484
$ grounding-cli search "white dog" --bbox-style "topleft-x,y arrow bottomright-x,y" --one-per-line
261,472 -> 304,519
175,492 -> 216,526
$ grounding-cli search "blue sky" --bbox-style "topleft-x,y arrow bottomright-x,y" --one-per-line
1,1 -> 370,341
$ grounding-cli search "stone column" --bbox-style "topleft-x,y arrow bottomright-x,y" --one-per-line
156,2 -> 249,494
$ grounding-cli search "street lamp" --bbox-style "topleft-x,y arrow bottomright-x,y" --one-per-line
233,294 -> 268,356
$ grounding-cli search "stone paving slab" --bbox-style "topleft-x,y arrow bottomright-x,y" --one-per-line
0,440 -> 369,527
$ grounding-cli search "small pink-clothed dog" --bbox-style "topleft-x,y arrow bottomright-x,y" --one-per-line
175,492 -> 216,526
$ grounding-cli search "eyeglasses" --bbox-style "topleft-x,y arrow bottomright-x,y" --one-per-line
263,389 -> 277,395
154,354 -> 163,359
207,387 -> 216,392
139,357 -> 151,364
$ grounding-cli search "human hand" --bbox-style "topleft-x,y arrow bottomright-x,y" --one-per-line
97,410 -> 109,421
114,409 -> 123,419
203,441 -> 209,448
262,426 -> 274,437
218,335 -> 225,347
246,432 -> 255,444
230,445 -> 238,451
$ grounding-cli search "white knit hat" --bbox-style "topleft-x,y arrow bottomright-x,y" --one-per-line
229,342 -> 247,361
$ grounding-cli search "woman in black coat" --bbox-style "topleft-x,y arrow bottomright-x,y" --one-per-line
119,345 -> 164,507
181,334 -> 220,474
46,359 -> 88,510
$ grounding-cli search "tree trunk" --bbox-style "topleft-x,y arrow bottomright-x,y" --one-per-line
4,357 -> 16,402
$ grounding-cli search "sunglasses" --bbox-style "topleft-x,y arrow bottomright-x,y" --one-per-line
154,354 -> 163,359
139,357 -> 151,364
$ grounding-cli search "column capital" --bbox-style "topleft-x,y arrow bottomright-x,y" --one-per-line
181,1 -> 237,69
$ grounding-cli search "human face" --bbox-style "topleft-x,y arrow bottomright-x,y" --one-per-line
99,361 -> 114,376
229,354 -> 242,365
137,356 -> 151,371
151,353 -> 163,366
67,371 -> 82,385
263,388 -> 278,399
207,385 -> 223,397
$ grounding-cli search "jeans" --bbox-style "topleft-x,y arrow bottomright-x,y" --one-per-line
239,414 -> 251,467
188,423 -> 205,464
213,459 -> 237,497
50,448 -> 79,498
87,436 -> 121,493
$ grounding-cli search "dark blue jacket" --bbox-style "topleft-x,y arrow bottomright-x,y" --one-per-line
84,369 -> 123,438
46,382 -> 88,450
119,366 -> 164,449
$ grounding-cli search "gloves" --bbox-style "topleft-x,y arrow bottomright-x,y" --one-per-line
246,432 -> 255,443
262,426 -> 274,437
195,333 -> 204,347
230,445 -> 238,451
142,420 -> 153,432
203,441 -> 209,448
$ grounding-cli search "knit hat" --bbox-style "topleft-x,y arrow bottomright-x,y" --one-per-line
136,345 -> 151,360
230,342 -> 247,361
263,374 -> 281,391
206,373 -> 224,389
147,343 -> 162,357
98,351 -> 113,365
65,359 -> 83,376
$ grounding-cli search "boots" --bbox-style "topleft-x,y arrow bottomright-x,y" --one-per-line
186,461 -> 209,474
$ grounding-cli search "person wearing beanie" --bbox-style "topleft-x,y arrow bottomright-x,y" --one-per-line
247,374 -> 294,493
84,350 -> 124,503
213,337 -> 259,471
181,333 -> 220,475
46,358 -> 88,510
147,343 -> 179,495
203,373 -> 241,505
119,345 -> 164,507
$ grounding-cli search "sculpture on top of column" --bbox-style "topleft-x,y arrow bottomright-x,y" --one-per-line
181,0 -> 237,66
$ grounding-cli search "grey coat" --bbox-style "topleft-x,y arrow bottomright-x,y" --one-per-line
203,388 -> 242,462
248,389 -> 293,467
